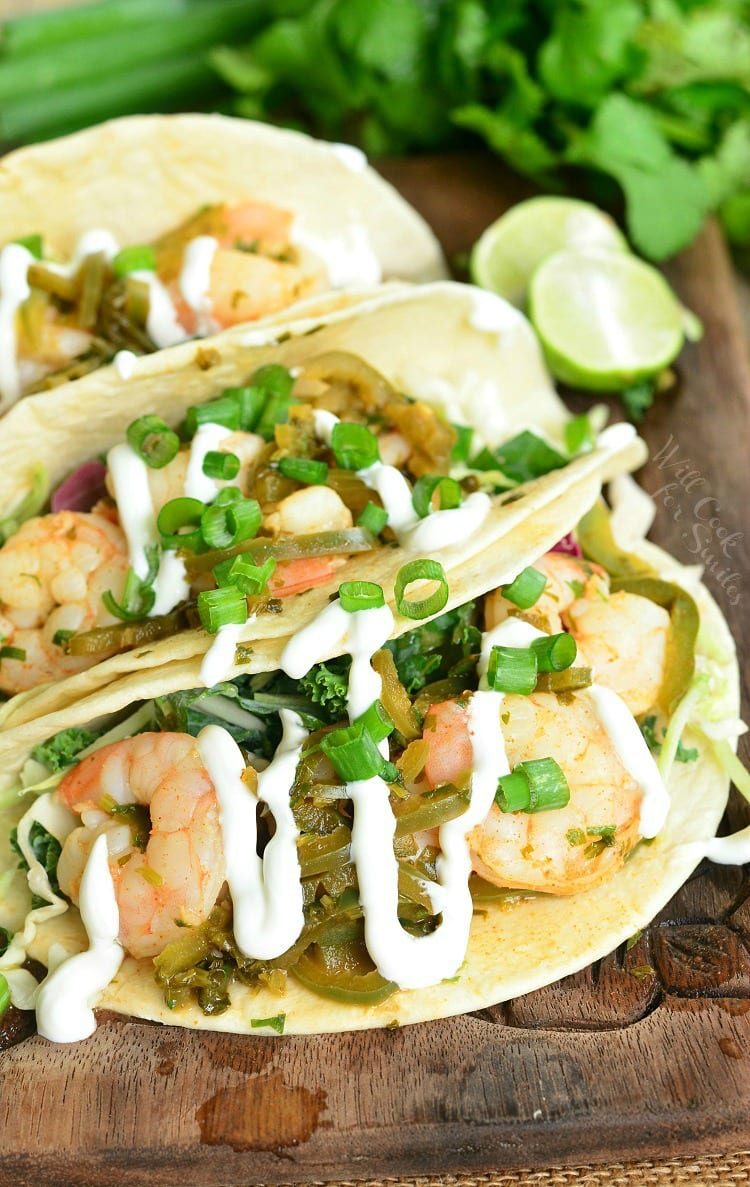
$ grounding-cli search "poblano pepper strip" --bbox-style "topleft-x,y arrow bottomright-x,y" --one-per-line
610,576 -> 699,715
576,500 -> 654,580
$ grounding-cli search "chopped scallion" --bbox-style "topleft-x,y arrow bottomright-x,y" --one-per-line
250,1013 -> 285,1034
355,700 -> 394,744
197,587 -> 248,634
339,580 -> 385,613
0,645 -> 26,662
223,385 -> 265,431
411,474 -> 463,519
185,394 -> 241,437
112,244 -> 156,278
279,456 -> 329,485
320,720 -> 387,782
214,554 -> 276,595
102,562 -> 156,622
157,496 -> 205,551
495,757 -> 570,813
394,558 -> 449,620
331,422 -> 380,471
502,566 -> 547,609
201,497 -> 261,550
357,501 -> 388,534
531,632 -> 577,673
202,451 -> 240,481
126,414 -> 180,469
486,645 -> 537,694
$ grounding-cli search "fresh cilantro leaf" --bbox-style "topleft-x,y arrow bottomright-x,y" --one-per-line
675,738 -> 699,763
472,431 -> 568,485
567,93 -> 712,259
538,0 -> 643,108
31,727 -> 98,773
621,380 -> 657,422
640,714 -> 698,762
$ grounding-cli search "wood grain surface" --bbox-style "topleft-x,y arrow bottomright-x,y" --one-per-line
2,154 -> 749,1187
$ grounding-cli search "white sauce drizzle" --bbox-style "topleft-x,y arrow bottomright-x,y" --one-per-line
132,269 -> 188,349
150,551 -> 190,618
106,443 -> 158,581
478,616 -> 669,837
198,711 -> 307,960
330,142 -> 368,172
280,599 -> 394,685
290,219 -> 382,288
200,620 -> 246,688
184,421 -> 232,502
178,235 -> 219,336
704,826 -> 750,866
313,409 -> 491,550
35,834 -> 124,1043
113,349 -> 138,380
0,243 -> 33,409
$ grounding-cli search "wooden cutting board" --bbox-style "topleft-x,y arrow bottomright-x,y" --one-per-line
2,155 -> 749,1187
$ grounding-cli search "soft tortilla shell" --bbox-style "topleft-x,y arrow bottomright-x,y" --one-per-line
1,541 -> 735,1034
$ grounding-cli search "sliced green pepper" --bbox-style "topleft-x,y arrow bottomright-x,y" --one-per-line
576,500 -> 654,580
610,576 -> 699,714
291,940 -> 397,1005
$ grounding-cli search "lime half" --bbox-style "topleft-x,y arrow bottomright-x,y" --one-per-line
470,196 -> 627,308
528,247 -> 685,392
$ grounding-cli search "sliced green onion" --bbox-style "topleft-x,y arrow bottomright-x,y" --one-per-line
14,233 -> 43,259
339,580 -> 385,613
531,632 -> 577,673
255,392 -> 293,441
157,496 -> 205,551
251,363 -> 294,400
355,700 -> 394,745
502,566 -> 547,609
357,501 -> 388,534
185,394 -> 242,437
214,555 -> 276,595
214,486 -> 242,506
278,457 -> 329,485
486,645 -> 537,695
320,721 -> 386,782
223,384 -> 265,431
411,475 -> 463,519
564,413 -> 594,456
201,498 -> 261,550
450,424 -> 474,465
197,587 -> 248,634
126,415 -> 180,469
395,559 -> 449,620
112,244 -> 156,278
331,422 -> 380,471
202,451 -> 240,481
495,757 -> 570,814
0,972 -> 10,1018
0,645 -> 26,662
102,565 -> 156,622
494,769 -> 529,812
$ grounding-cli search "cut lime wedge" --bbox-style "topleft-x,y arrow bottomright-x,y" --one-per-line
528,247 -> 685,392
470,197 -> 627,308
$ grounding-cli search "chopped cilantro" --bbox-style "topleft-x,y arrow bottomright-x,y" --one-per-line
640,715 -> 699,763
566,828 -> 586,847
251,1013 -> 286,1034
629,964 -> 656,980
620,380 -> 657,423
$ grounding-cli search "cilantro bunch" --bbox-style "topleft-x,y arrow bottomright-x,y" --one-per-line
212,0 -> 750,259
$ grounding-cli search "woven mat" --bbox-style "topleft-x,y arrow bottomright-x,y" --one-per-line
275,1149 -> 750,1187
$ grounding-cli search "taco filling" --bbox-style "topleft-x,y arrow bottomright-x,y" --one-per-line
0,201 -> 330,408
4,509 -> 725,1043
0,350 -> 608,699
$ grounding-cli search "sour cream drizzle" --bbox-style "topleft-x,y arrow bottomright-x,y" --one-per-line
0,243 -> 33,409
291,220 -> 382,288
113,349 -> 138,380
198,710 -> 308,960
479,615 -> 669,837
200,620 -> 247,688
184,421 -> 232,502
312,408 -> 491,550
35,834 -> 124,1043
179,235 -> 218,335
132,269 -> 188,349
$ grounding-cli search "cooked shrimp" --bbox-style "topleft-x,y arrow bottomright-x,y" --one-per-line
201,248 -> 325,329
265,486 -> 353,537
145,430 -> 265,509
422,694 -> 642,895
56,732 -> 226,960
0,510 -> 129,694
485,551 -> 669,717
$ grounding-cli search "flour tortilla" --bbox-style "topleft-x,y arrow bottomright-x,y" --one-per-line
0,112 -> 445,412
0,281 -> 645,750
0,522 -> 736,1034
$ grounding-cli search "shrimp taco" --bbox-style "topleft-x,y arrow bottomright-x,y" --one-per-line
0,112 -> 444,414
0,472 -> 745,1042
0,281 -> 644,735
